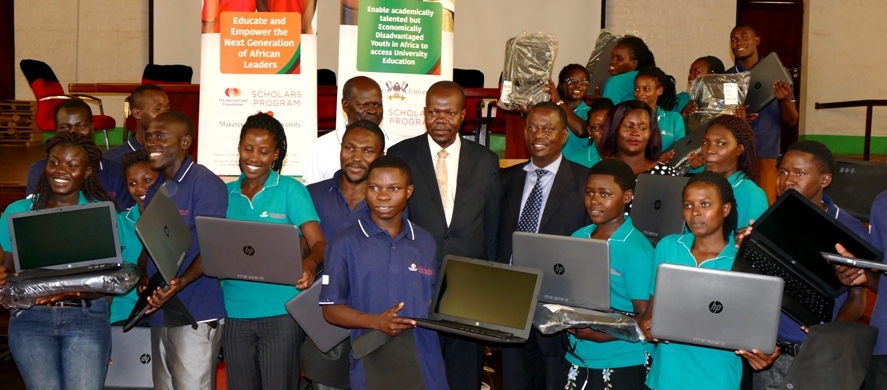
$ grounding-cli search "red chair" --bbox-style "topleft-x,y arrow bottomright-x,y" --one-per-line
123,64 -> 194,141
20,59 -> 117,148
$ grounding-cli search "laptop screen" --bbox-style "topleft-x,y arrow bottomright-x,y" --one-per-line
755,192 -> 880,290
433,259 -> 539,329
12,204 -> 118,270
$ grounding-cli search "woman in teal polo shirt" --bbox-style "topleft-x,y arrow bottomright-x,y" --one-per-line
633,66 -> 685,158
0,132 -> 122,390
222,113 -> 327,390
695,114 -> 768,228
601,36 -> 656,104
640,172 -> 778,389
109,149 -> 158,325
546,64 -> 599,168
565,159 -> 654,389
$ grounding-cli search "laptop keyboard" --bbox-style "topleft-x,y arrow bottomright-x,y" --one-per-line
414,318 -> 515,339
741,241 -> 832,322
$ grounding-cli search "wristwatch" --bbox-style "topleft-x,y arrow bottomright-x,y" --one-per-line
555,100 -> 565,106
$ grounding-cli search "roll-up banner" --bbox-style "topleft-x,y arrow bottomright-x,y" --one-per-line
337,0 -> 454,141
199,0 -> 318,176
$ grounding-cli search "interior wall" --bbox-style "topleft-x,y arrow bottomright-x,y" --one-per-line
605,0 -> 736,93
152,0 -> 202,82
14,0 -> 149,125
800,0 -> 887,142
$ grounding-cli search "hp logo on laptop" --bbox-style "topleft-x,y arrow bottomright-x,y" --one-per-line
755,82 -> 762,90
654,200 -> 661,210
163,226 -> 170,237
140,354 -> 151,364
553,263 -> 565,275
709,301 -> 724,314
243,246 -> 255,256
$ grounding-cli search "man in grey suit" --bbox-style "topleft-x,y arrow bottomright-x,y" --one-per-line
497,102 -> 590,390
387,81 -> 500,390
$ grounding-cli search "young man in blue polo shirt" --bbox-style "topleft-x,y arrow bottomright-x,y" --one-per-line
104,84 -> 170,163
727,23 -> 799,204
308,119 -> 386,241
25,99 -> 132,209
320,155 -> 448,390
141,111 -> 228,390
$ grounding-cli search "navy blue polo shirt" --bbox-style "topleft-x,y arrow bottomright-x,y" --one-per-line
142,155 -> 228,326
307,170 -> 369,241
319,212 -> 448,390
728,58 -> 794,159
26,157 -> 133,210
777,195 -> 869,344
103,133 -> 144,163
868,190 -> 887,355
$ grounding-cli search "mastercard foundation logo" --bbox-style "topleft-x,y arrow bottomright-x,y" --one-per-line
225,88 -> 241,97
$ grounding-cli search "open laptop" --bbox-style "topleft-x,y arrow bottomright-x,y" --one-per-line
410,255 -> 543,343
744,52 -> 793,113
651,263 -> 783,354
8,201 -> 122,278
286,278 -> 350,353
124,186 -> 194,331
824,157 -> 887,222
104,326 -> 153,390
511,232 -> 610,310
197,216 -> 303,285
732,189 -> 882,326
630,174 -> 690,245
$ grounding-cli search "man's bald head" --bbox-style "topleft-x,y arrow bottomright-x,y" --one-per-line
426,81 -> 465,109
343,76 -> 381,101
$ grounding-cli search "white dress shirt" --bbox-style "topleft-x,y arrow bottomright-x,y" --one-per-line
427,134 -> 461,226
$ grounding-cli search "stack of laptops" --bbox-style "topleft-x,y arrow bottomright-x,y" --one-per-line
124,186 -> 195,331
630,174 -> 691,245
410,255 -> 543,343
511,232 -> 613,312
733,189 -> 882,326
651,263 -> 783,353
8,201 -> 122,279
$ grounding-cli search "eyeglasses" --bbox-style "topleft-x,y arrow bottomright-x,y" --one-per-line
57,123 -> 91,132
565,79 -> 589,86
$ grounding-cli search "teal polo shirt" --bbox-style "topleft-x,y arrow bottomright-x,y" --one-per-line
602,70 -> 638,104
646,234 -> 740,390
562,102 -> 601,168
567,216 -> 654,369
673,92 -> 690,114
657,106 -> 685,151
222,171 -> 320,319
728,171 -> 768,228
109,206 -> 142,324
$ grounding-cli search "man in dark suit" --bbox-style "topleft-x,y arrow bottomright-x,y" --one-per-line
387,81 -> 500,390
497,102 -> 590,390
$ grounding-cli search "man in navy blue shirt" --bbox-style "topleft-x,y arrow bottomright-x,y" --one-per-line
141,112 -> 228,390
320,156 -> 448,390
308,119 -> 386,241
104,84 -> 169,163
728,23 -> 799,204
26,99 -> 132,209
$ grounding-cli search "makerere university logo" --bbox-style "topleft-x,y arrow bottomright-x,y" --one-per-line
385,81 -> 408,100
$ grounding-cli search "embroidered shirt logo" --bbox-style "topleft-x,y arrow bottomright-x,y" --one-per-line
270,213 -> 286,219
408,263 -> 418,272
418,266 -> 433,276
260,211 -> 269,218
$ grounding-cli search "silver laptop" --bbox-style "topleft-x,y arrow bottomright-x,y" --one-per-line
630,174 -> 690,245
196,216 -> 303,285
511,232 -> 610,310
411,255 -> 543,343
651,263 -> 783,354
8,201 -> 122,277
104,326 -> 154,390
135,186 -> 193,284
286,279 -> 350,353
744,52 -> 793,113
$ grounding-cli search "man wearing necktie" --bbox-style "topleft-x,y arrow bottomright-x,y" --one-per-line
497,101 -> 591,390
387,81 -> 501,390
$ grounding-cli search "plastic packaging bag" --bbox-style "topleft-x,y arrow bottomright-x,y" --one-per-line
0,263 -> 141,309
498,32 -> 559,111
534,304 -> 647,343
687,71 -> 751,133
585,30 -> 621,95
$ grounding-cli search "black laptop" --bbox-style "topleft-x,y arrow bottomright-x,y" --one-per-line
630,174 -> 691,245
732,189 -> 882,326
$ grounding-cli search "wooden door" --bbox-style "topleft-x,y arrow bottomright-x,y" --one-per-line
736,0 -> 804,153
